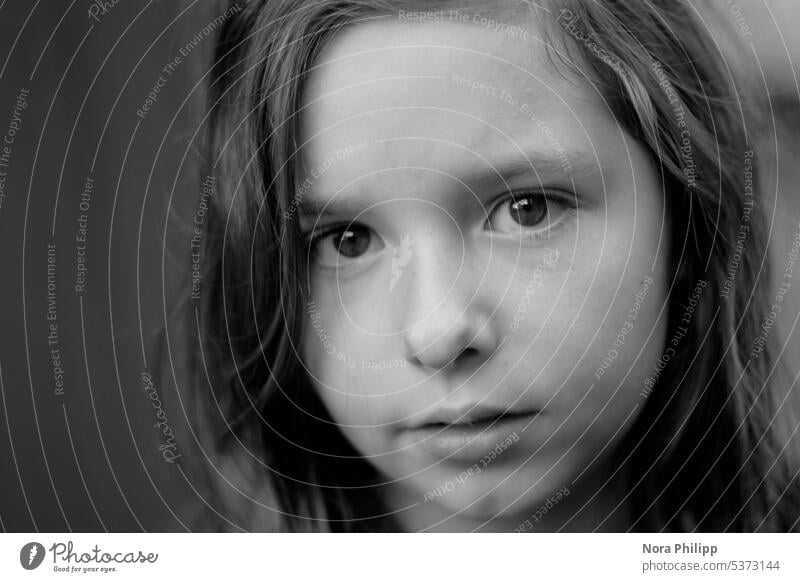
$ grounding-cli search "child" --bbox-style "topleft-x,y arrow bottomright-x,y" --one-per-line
187,0 -> 800,531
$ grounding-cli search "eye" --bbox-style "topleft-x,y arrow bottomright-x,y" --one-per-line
307,223 -> 384,269
486,192 -> 575,239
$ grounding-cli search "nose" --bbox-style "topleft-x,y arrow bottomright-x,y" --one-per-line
401,236 -> 498,371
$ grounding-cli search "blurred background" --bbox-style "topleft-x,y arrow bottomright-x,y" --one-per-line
0,0 -> 799,532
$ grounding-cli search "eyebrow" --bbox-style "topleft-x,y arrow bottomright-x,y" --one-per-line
466,149 -> 599,192
298,196 -> 369,220
297,148 -> 600,219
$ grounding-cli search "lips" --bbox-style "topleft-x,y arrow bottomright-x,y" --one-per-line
403,405 -> 540,462
409,404 -> 540,430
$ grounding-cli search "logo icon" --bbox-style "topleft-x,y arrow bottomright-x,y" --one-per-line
390,235 -> 414,291
20,542 -> 46,570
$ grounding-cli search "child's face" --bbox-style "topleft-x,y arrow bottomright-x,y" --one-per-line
298,15 -> 669,529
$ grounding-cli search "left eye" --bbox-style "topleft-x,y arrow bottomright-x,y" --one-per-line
307,223 -> 384,268
486,192 -> 573,237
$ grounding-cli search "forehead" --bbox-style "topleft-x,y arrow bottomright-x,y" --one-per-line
299,14 -> 606,193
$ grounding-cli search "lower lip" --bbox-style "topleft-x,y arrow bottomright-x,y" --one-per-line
404,412 -> 540,462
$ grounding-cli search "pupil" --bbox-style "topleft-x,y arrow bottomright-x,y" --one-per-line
511,197 -> 547,227
333,226 -> 370,258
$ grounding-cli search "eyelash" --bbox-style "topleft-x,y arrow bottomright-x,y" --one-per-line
304,223 -> 378,272
485,190 -> 578,240
305,225 -> 337,250
305,224 -> 360,251
302,190 -> 578,261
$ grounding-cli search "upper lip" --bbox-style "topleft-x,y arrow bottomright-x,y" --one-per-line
408,403 -> 539,430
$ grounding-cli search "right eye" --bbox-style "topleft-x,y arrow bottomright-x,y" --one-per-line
307,223 -> 385,269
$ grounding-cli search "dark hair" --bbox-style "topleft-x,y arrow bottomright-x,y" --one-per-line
186,0 -> 800,531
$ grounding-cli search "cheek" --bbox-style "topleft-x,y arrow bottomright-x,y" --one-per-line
301,302 -> 402,431
302,348 -> 405,462
301,327 -> 372,438
565,271 -> 668,425
495,267 -> 668,484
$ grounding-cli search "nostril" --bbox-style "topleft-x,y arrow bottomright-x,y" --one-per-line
439,346 -> 481,371
460,347 -> 480,359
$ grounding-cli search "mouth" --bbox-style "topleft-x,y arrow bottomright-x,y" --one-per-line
420,410 -> 537,430
404,407 -> 540,461
409,403 -> 541,431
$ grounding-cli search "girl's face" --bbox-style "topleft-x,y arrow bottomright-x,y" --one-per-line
298,15 -> 669,530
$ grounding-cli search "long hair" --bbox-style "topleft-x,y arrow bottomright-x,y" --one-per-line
188,0 -> 800,531
546,1 -> 800,532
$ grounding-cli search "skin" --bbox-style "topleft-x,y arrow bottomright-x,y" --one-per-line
297,13 -> 670,532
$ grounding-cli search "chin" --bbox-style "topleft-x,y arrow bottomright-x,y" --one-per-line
434,480 -> 536,522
